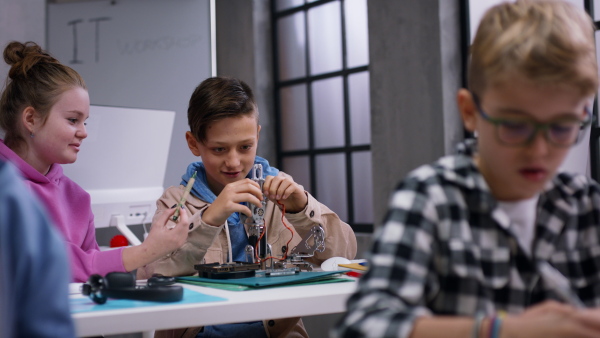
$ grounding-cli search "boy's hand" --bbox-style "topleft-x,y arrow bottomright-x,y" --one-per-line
263,175 -> 308,213
501,300 -> 600,338
202,179 -> 264,226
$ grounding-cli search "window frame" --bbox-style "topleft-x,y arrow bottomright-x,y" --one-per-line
271,0 -> 373,233
585,0 -> 600,181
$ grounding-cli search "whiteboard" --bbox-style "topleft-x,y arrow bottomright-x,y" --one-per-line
47,0 -> 212,187
62,106 -> 174,194
62,106 -> 175,229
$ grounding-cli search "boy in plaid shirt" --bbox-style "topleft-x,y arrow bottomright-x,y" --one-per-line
334,1 -> 600,337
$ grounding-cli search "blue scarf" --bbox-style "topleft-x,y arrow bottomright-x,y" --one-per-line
180,156 -> 279,261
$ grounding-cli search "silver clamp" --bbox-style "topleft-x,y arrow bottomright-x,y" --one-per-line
274,224 -> 326,271
242,164 -> 268,267
289,224 -> 325,257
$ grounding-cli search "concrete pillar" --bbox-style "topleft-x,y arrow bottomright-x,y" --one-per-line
368,0 -> 464,224
215,0 -> 276,164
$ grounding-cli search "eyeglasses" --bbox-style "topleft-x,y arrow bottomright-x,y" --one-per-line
472,93 -> 592,147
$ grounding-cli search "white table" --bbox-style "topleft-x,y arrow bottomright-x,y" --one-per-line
71,278 -> 357,337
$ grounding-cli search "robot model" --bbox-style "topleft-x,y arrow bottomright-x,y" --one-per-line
242,164 -> 325,273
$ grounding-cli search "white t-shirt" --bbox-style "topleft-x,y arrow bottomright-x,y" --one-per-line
497,195 -> 539,256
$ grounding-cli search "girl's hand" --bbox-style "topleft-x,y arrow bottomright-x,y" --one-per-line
144,206 -> 190,254
122,206 -> 191,272
202,178 -> 264,226
263,175 -> 308,213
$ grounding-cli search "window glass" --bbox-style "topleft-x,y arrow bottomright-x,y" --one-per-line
316,153 -> 348,220
278,12 -> 306,81
276,0 -> 304,12
468,0 -> 505,42
561,0 -> 584,10
352,151 -> 373,223
469,0 -> 585,42
349,71 -> 370,145
280,84 -> 309,150
312,77 -> 345,148
282,156 -> 311,194
308,1 -> 342,75
344,0 -> 369,68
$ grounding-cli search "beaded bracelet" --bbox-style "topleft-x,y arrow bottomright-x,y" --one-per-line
487,316 -> 496,338
490,316 -> 503,338
471,313 -> 485,338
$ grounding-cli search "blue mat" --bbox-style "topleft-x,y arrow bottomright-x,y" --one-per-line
177,270 -> 347,289
71,288 -> 227,313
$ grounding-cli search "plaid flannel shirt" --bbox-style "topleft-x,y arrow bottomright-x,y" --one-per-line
333,139 -> 600,338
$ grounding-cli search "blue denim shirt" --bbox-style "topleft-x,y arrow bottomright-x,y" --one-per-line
0,160 -> 75,338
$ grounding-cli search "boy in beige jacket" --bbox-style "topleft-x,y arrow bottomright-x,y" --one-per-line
140,76 -> 357,338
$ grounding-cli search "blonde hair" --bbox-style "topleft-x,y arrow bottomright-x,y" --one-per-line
468,0 -> 598,97
0,41 -> 86,150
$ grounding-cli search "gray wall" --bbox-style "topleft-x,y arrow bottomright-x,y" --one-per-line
0,0 -> 46,136
215,0 -> 277,164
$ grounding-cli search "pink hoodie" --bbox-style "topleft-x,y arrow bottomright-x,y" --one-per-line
0,140 -> 125,282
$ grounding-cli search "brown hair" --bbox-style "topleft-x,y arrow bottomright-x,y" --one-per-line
468,0 -> 598,98
0,41 -> 86,149
187,76 -> 258,143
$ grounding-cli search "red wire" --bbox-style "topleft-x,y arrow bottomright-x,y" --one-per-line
256,201 -> 294,263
